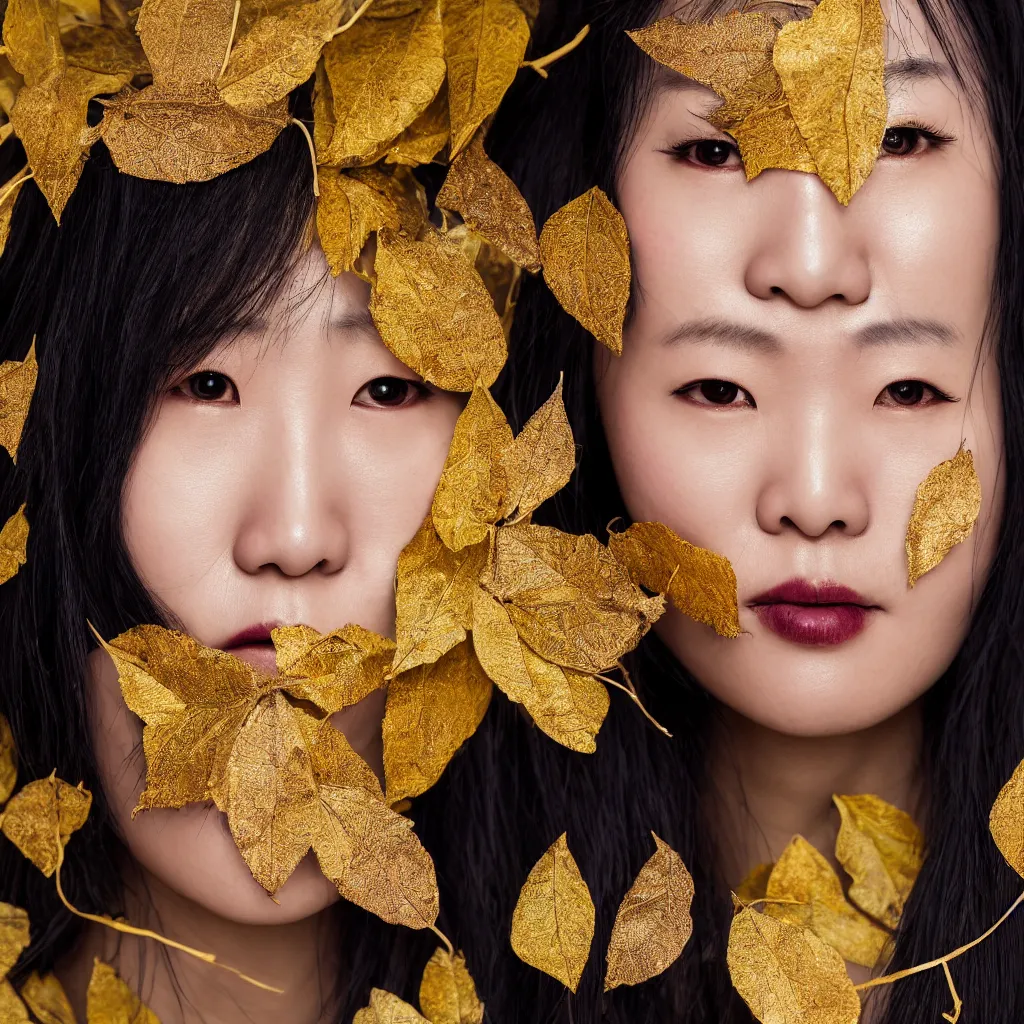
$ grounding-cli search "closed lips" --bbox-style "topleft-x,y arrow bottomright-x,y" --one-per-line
750,579 -> 877,646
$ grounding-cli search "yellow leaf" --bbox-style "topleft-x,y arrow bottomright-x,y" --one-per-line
436,131 -> 540,271
85,959 -> 159,1024
440,0 -> 528,158
539,187 -> 629,355
0,715 -> 16,805
990,757 -> 1024,879
20,972 -> 76,1024
370,227 -> 507,391
510,833 -> 594,992
773,0 -> 887,205
470,586 -> 532,700
604,833 -> 694,990
0,505 -> 29,585
0,773 -> 91,877
364,0 -> 425,17
62,23 -> 149,79
134,0 -> 235,91
727,906 -> 861,1024
0,902 -> 30,979
385,82 -> 449,166
0,340 -> 38,464
317,167 -> 402,276
736,862 -> 774,903
2,0 -> 64,87
353,989 -> 428,1024
0,982 -> 29,1023
608,521 -> 740,638
764,835 -> 888,969
382,640 -> 492,805
419,948 -> 484,1024
905,443 -> 982,588
1,171 -> 30,262
833,793 -> 923,930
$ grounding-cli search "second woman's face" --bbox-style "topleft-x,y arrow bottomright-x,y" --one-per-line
599,2 -> 1003,737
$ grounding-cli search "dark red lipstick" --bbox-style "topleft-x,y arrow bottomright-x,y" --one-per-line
222,622 -> 280,672
223,623 -> 278,649
750,579 -> 876,646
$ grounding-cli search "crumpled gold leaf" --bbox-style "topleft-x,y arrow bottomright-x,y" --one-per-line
764,835 -> 888,969
608,521 -> 740,638
440,0 -> 528,158
727,906 -> 861,1024
0,981 -> 29,1023
2,0 -> 64,87
0,715 -> 16,805
385,82 -> 449,166
19,972 -> 76,1024
604,832 -> 694,991
353,989 -> 428,1024
0,505 -> 29,586
317,166 -> 402,276
370,227 -> 507,391
736,862 -> 774,903
0,773 -> 91,877
0,170 -> 29,261
382,640 -> 492,805
905,443 -> 982,588
833,793 -> 923,930
364,0 -> 424,18
990,756 -> 1024,879
0,340 -> 37,463
510,833 -> 595,992
85,960 -> 159,1024
419,948 -> 485,1024
62,23 -> 149,78
539,187 -> 629,355
0,902 -> 30,980
134,0 -> 234,91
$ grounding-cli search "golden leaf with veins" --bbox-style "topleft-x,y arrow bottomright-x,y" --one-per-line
86,960 -> 159,1024
0,715 -> 16,805
2,0 -> 64,86
736,862 -> 773,903
0,340 -> 37,464
764,835 -> 888,969
0,505 -> 29,586
370,227 -> 507,391
990,757 -> 1024,879
511,833 -> 594,992
604,833 -> 693,991
19,972 -> 76,1024
471,586 -> 532,704
317,167 -> 402,276
62,23 -> 150,78
727,906 -> 861,1024
419,948 -> 485,1024
905,443 -> 982,588
353,989 -> 428,1024
834,794 -> 923,930
539,187 -> 630,355
382,641 -> 493,806
0,902 -> 30,980
608,521 -> 740,638
134,0 -> 235,90
386,83 -> 449,166
0,981 -> 28,1023
0,773 -> 91,877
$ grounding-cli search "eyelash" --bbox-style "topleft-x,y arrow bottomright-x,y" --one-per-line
674,379 -> 957,410
172,372 -> 432,409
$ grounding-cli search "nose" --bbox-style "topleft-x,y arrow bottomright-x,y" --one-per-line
744,172 -> 871,308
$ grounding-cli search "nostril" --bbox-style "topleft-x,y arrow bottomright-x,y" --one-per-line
770,286 -> 784,295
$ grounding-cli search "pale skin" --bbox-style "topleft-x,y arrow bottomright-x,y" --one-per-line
68,247 -> 463,1022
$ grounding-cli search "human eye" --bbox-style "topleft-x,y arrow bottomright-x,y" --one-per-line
874,379 -> 957,409
675,379 -> 756,409
174,370 -> 239,404
879,122 -> 954,158
353,375 -> 431,410
666,136 -> 743,170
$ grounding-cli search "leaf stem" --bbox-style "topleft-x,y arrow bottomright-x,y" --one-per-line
217,0 -> 242,82
430,924 -> 454,958
941,961 -> 962,1023
0,168 -> 33,209
333,0 -> 375,37
291,118 -> 320,197
520,24 -> 590,78
597,672 -> 672,738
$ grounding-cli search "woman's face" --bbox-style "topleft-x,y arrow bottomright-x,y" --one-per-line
599,1 -> 1002,737
88,246 -> 463,924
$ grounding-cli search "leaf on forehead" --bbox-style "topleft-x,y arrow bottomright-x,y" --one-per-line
419,948 -> 485,1024
383,640 -> 492,805
219,0 -> 345,112
0,340 -> 37,464
315,3 -> 445,168
990,758 -> 1024,879
905,443 -> 982,588
0,982 -> 29,1023
2,0 -> 64,87
604,832 -> 694,990
539,187 -> 630,356
385,81 -> 449,166
353,989 -> 428,1024
773,0 -> 887,205
370,227 -> 507,391
511,833 -> 594,992
0,716 -> 16,805
0,903 -> 29,980
764,835 -> 888,969
0,505 -> 29,586
20,972 -> 76,1024
833,794 -> 923,930
608,521 -> 740,639
0,773 -> 91,877
437,131 -> 540,271
317,167 -> 401,276
135,0 -> 235,90
727,905 -> 861,1024
440,0 -> 528,159
63,24 -> 150,78
86,960 -> 159,1024
735,862 -> 774,903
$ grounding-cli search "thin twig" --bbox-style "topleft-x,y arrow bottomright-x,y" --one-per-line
291,118 -> 320,197
218,0 -> 242,81
430,924 -> 455,958
332,0 -> 375,37
520,24 -> 590,78
597,673 -> 672,738
941,961 -> 962,1023
0,168 -> 33,209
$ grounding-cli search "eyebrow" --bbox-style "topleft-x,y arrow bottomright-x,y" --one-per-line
884,56 -> 952,88
854,318 -> 958,347
330,308 -> 376,334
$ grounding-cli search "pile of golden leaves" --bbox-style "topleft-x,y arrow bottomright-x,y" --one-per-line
0,340 -> 34,586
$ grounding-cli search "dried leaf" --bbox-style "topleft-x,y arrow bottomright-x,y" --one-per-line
364,0 -> 424,17
0,903 -> 30,979
0,715 -> 16,805
317,166 -> 402,276
727,906 -> 861,1024
20,973 -> 76,1024
85,960 -> 159,1024
604,832 -> 694,990
62,23 -> 149,78
0,171 -> 29,261
134,0 -> 235,90
539,187 -> 629,355
0,982 -> 29,1023
990,757 -> 1024,879
608,521 -> 740,638
2,0 -> 64,86
510,833 -> 594,992
370,227 -> 507,391
419,948 -> 485,1024
0,773 -> 92,877
0,505 -> 29,586
736,862 -> 774,903
385,82 -> 449,165
905,443 -> 982,588
353,989 -> 428,1024
0,340 -> 37,463
834,794 -> 923,930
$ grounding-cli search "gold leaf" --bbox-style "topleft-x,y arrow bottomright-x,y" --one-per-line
607,521 -> 740,638
440,0 -> 528,158
604,832 -> 694,990
134,0 -> 235,91
470,586 -> 532,701
833,793 -> 923,930
364,0 -> 424,17
764,835 -> 888,969
0,340 -> 37,464
385,82 -> 449,166
436,131 -> 540,271
85,959 -> 159,1024
519,645 -> 608,753
736,862 -> 774,903
370,228 -> 507,391
510,833 -> 594,992
62,23 -> 149,78
0,982 -> 29,1023
20,973 -> 76,1024
773,0 -> 887,205
419,948 -> 485,1024
0,505 -> 29,586
990,757 -> 1024,879
2,0 -> 64,86
0,903 -> 30,979
0,171 -> 30,261
727,906 -> 861,1024
317,166 -> 401,276
382,641 -> 492,805
353,989 -> 428,1024
0,716 -> 16,805
905,443 -> 982,588
539,187 -> 629,355
0,56 -> 25,119
0,773 -> 92,877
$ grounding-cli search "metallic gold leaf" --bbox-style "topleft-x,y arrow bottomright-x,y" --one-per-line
62,23 -> 149,78
539,187 -> 629,355
833,793 -> 923,930
0,773 -> 91,877
608,521 -> 740,638
736,862 -> 774,903
419,948 -> 484,1024
2,0 -> 64,86
764,835 -> 888,969
0,715 -> 16,805
0,340 -> 37,463
604,832 -> 694,990
385,82 -> 449,166
990,757 -> 1024,879
0,982 -> 29,1023
134,0 -> 234,91
353,989 -> 428,1024
727,906 -> 861,1024
317,167 -> 401,276
0,505 -> 29,586
382,640 -> 492,805
364,0 -> 424,18
773,0 -> 887,205
0,171 -> 29,261
440,0 -> 528,158
0,56 -> 25,119
470,586 -> 532,701
85,960 -> 159,1024
0,902 -> 30,980
905,443 -> 982,588
20,972 -> 76,1024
